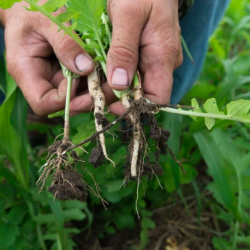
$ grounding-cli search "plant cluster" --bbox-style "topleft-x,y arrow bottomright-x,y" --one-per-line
1,0 -> 250,249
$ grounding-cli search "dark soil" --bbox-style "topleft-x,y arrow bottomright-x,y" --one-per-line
89,145 -> 104,168
95,112 -> 110,127
48,170 -> 87,201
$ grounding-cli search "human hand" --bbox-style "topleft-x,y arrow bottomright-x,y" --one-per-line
1,1 -> 94,116
70,0 -> 183,116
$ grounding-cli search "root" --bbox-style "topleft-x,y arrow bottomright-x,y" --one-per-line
88,64 -> 115,167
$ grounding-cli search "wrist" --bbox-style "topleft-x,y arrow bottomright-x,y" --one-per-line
178,0 -> 195,19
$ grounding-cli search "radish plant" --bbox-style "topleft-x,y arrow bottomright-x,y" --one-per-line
1,0 -> 250,204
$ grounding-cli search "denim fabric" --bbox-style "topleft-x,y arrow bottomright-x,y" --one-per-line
171,0 -> 231,104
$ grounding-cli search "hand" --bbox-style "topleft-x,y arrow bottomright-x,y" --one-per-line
2,1 -> 94,116
70,0 -> 183,116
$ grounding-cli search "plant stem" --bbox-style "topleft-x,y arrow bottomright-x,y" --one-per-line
101,13 -> 112,46
24,0 -> 86,50
27,202 -> 47,250
232,221 -> 239,250
63,75 -> 72,142
160,107 -> 250,124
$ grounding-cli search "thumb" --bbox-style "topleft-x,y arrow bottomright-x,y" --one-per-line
107,0 -> 148,91
43,22 -> 94,76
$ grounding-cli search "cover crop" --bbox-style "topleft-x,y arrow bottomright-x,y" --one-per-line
1,0 -> 250,209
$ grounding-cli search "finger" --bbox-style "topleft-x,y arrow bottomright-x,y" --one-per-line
106,0 -> 151,91
139,0 -> 181,104
11,57 -> 71,116
69,82 -> 118,116
108,101 -> 126,117
40,11 -> 94,76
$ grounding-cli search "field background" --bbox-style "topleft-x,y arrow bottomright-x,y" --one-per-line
1,0 -> 250,249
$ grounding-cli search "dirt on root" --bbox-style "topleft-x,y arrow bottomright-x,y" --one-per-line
95,113 -> 110,127
48,170 -> 87,202
89,145 -> 104,168
123,102 -> 172,181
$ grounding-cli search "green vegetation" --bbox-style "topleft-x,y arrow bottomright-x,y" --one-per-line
1,0 -> 250,249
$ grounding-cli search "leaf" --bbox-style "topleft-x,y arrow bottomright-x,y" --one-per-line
34,214 -> 56,224
68,0 -> 105,34
227,99 -> 250,120
48,110 -> 65,118
0,221 -> 19,248
0,0 -> 21,9
203,98 -> 224,129
194,131 -> 239,219
63,208 -> 86,222
190,98 -> 202,121
41,0 -> 68,13
57,11 -> 79,22
161,98 -> 250,130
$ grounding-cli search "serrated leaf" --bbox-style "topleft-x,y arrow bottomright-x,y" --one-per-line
41,0 -> 68,13
68,0 -> 105,33
57,11 -> 80,22
34,214 -> 56,224
190,98 -> 202,121
85,41 -> 100,50
203,98 -> 224,129
63,208 -> 86,222
227,99 -> 250,120
0,0 -> 21,9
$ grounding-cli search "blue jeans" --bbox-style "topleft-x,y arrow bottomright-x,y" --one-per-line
171,0 -> 231,104
0,0 -> 231,105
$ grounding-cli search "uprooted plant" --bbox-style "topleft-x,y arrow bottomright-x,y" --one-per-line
1,0 -> 250,207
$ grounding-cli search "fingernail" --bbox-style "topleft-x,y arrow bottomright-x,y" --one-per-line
112,68 -> 129,86
75,54 -> 93,72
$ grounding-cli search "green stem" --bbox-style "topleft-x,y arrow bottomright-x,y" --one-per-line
64,75 -> 72,124
27,202 -> 47,250
232,221 -> 239,250
94,30 -> 107,61
63,75 -> 72,142
101,13 -> 112,46
160,107 -> 250,124
24,0 -> 86,50
236,170 -> 243,219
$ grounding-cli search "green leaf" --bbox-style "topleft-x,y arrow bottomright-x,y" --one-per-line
57,11 -> 80,22
48,110 -> 65,118
63,208 -> 86,222
34,214 -> 56,224
203,98 -> 224,129
194,131 -> 239,219
0,0 -> 21,9
41,0 -> 68,13
0,221 -> 19,248
161,98 -> 250,129
68,0 -> 105,33
190,98 -> 202,121
227,99 -> 250,120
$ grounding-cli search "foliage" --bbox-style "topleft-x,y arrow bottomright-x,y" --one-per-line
0,0 -> 250,249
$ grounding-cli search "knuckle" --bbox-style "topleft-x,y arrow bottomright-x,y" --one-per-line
108,45 -> 138,65
56,35 -> 74,54
31,100 -> 47,117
